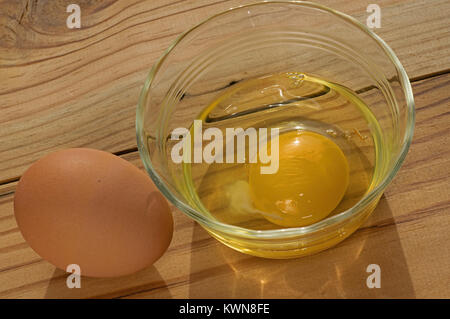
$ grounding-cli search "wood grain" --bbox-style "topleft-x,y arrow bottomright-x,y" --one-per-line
0,0 -> 449,299
0,73 -> 449,298
0,0 -> 449,183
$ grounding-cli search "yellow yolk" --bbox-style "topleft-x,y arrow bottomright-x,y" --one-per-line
249,130 -> 349,227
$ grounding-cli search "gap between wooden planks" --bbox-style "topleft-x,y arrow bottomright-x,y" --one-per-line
0,0 -> 449,183
0,73 -> 448,298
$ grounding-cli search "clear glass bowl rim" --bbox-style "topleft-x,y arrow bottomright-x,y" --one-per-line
136,0 -> 415,239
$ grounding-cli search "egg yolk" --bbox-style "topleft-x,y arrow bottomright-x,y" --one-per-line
249,130 -> 349,227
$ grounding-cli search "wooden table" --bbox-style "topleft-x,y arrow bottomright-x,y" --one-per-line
0,0 -> 449,299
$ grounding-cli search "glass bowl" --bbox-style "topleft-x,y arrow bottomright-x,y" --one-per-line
136,1 -> 415,258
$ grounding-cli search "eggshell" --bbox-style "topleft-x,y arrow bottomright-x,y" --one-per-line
14,148 -> 173,278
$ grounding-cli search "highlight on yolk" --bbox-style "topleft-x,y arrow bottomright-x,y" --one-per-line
248,130 -> 349,227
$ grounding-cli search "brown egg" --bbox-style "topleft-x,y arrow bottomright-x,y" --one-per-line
14,148 -> 173,278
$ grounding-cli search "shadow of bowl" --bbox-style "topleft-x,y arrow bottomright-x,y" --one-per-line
187,195 -> 415,298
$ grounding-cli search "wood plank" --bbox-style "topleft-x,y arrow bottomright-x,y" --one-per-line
1,0 -> 449,183
0,73 -> 448,298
